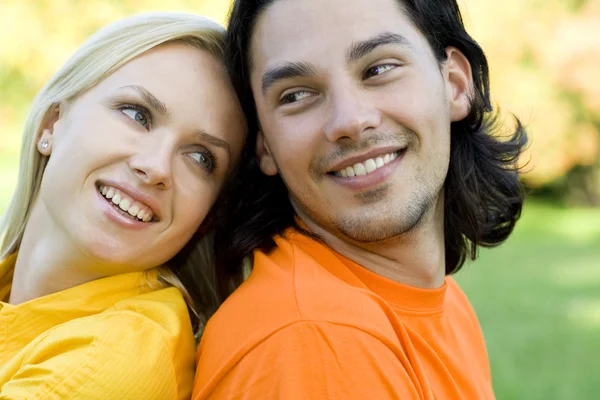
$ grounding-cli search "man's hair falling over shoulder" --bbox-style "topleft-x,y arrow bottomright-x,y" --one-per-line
214,0 -> 528,297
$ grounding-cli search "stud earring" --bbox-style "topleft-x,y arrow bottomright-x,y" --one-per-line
41,140 -> 49,149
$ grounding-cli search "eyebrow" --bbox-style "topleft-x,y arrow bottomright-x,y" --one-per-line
346,32 -> 413,64
119,85 -> 169,116
261,61 -> 318,94
118,85 -> 230,158
194,130 -> 231,158
260,32 -> 412,95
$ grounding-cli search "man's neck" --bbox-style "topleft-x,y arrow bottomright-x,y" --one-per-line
299,198 -> 446,289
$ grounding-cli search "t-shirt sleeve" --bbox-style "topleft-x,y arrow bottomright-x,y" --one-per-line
202,321 -> 423,399
0,313 -> 183,400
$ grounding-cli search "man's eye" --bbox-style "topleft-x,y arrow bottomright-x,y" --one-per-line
364,64 -> 397,79
121,107 -> 150,128
280,90 -> 313,105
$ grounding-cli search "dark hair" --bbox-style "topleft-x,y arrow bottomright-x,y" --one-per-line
216,0 -> 527,295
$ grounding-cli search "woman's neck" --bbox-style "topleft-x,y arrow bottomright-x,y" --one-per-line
9,200 -> 105,304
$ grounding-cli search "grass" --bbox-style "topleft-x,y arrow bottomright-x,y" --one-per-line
456,202 -> 600,399
1,154 -> 598,398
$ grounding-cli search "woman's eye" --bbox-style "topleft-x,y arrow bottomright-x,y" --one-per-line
188,151 -> 216,172
280,90 -> 313,105
121,107 -> 150,128
364,64 -> 397,79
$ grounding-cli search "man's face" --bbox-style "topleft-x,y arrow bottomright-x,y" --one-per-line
250,0 -> 471,243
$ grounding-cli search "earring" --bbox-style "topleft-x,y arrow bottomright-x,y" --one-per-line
41,139 -> 49,149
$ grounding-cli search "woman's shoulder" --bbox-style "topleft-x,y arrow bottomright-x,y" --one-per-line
41,306 -> 185,353
12,303 -> 195,400
103,286 -> 197,378
59,292 -> 195,360
108,286 -> 193,337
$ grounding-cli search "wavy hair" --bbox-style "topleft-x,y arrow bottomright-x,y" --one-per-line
216,0 -> 527,295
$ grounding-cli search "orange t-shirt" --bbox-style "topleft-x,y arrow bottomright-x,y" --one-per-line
193,229 -> 494,399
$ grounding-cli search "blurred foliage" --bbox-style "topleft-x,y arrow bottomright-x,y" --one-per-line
0,2 -> 598,397
462,0 -> 600,205
0,0 -> 599,205
0,0 -> 231,140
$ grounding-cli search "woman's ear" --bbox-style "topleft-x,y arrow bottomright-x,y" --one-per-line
256,130 -> 278,176
37,104 -> 62,156
444,47 -> 474,122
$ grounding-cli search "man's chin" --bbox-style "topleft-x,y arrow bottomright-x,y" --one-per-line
333,206 -> 430,244
333,219 -> 405,244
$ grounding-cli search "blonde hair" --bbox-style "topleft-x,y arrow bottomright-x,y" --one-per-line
0,12 -> 227,328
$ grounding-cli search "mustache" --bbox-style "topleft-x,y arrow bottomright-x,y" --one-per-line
313,130 -> 416,172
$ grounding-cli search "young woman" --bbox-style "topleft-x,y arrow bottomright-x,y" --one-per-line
0,12 -> 246,399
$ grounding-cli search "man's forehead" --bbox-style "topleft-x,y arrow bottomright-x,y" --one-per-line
249,0 -> 415,69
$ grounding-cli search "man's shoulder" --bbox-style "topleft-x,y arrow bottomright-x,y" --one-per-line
206,234 -> 346,331
444,276 -> 483,325
201,234 -> 388,356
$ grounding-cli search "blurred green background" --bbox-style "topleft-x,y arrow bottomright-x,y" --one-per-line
1,0 -> 599,398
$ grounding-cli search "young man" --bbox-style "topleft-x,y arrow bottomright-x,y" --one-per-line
193,0 -> 526,398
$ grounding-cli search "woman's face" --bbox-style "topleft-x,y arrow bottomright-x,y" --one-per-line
36,42 -> 246,271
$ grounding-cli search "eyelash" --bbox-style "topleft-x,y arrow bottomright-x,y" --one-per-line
115,103 -> 218,174
364,63 -> 398,79
280,90 -> 314,105
278,63 -> 399,105
187,149 -> 218,174
117,103 -> 152,130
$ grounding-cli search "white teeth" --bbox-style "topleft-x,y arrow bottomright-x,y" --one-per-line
139,209 -> 154,222
99,185 -> 154,222
353,163 -> 367,176
128,205 -> 140,216
118,198 -> 131,212
334,151 -> 400,178
364,159 -> 377,174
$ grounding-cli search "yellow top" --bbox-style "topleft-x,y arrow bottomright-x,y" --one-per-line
0,253 -> 195,400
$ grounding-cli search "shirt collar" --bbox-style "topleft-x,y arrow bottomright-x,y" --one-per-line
0,253 -> 163,344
